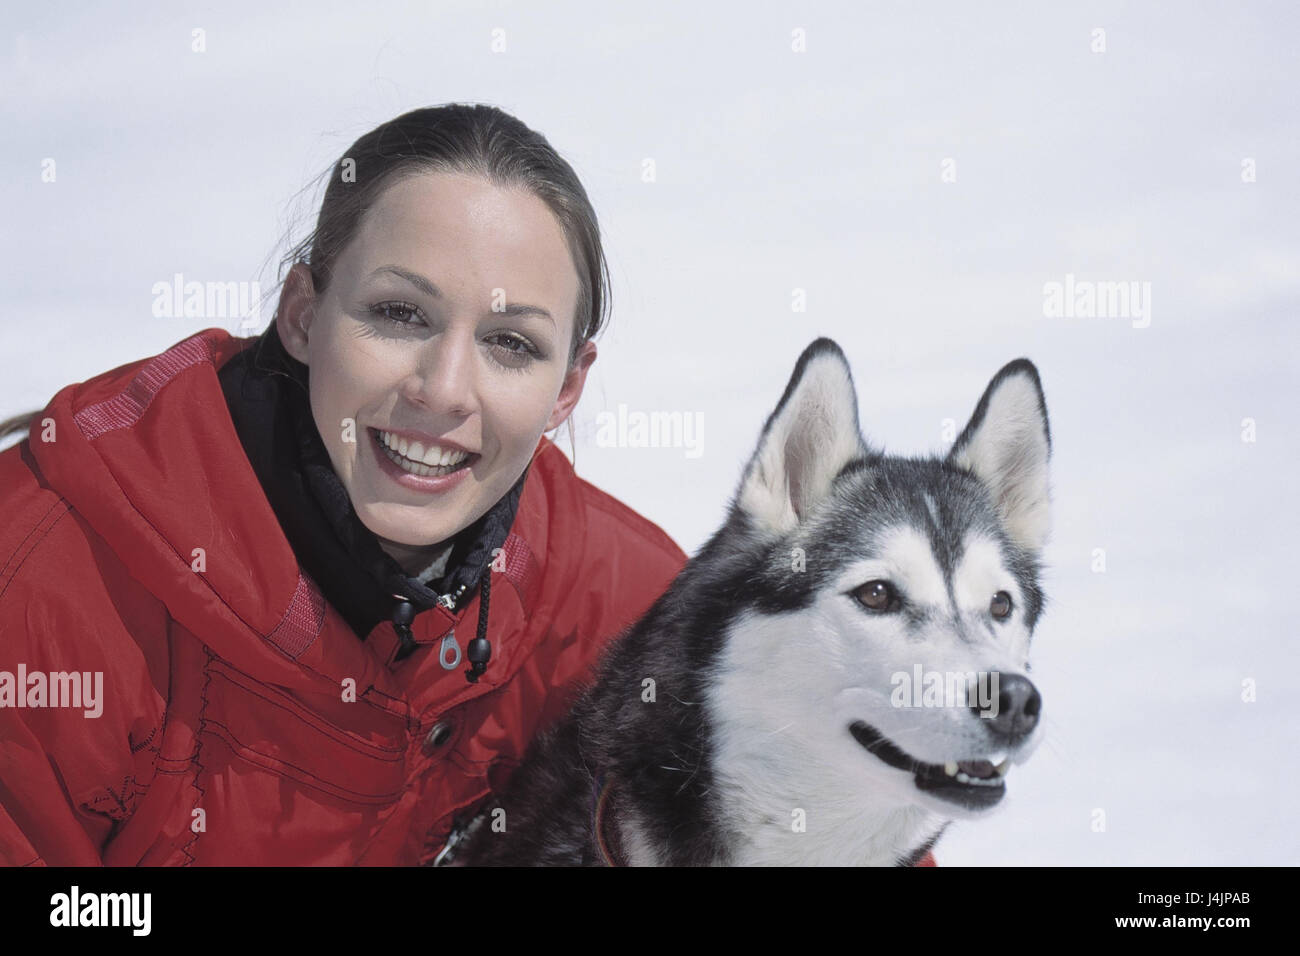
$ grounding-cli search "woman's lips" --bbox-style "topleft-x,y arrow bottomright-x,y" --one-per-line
369,427 -> 477,494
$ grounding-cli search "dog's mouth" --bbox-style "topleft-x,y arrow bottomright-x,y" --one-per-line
848,721 -> 1009,810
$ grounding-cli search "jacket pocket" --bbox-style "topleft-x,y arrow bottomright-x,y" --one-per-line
200,658 -> 409,804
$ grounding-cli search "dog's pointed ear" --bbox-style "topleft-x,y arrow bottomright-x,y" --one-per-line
947,359 -> 1052,551
736,338 -> 869,533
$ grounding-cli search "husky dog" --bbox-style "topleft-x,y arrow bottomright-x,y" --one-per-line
453,338 -> 1051,866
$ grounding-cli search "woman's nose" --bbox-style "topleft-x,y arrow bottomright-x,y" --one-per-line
405,331 -> 478,416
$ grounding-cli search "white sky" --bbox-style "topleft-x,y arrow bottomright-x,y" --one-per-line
3,1 -> 1297,865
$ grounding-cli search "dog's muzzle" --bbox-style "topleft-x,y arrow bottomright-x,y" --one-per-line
848,722 -> 1011,810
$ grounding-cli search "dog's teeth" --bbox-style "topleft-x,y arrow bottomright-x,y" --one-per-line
995,758 -> 1011,777
986,751 -> 1008,766
944,761 -> 959,777
956,771 -> 970,784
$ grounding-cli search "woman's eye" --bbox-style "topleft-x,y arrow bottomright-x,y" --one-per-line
990,591 -> 1013,620
368,305 -> 540,367
852,579 -> 899,612
489,333 -> 540,367
492,333 -> 529,353
372,301 -> 423,326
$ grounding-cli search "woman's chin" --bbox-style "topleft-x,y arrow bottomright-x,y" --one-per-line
357,509 -> 459,552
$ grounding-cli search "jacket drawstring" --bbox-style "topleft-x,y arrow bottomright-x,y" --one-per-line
391,597 -> 418,661
390,565 -> 492,681
465,566 -> 491,683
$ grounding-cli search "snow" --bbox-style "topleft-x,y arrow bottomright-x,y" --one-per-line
3,1 -> 1296,864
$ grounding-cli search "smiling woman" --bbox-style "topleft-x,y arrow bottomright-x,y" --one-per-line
0,104 -> 689,866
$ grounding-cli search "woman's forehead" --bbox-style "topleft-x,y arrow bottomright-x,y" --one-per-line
343,172 -> 580,316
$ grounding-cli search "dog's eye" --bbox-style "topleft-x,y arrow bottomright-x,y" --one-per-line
853,580 -> 898,612
990,591 -> 1013,620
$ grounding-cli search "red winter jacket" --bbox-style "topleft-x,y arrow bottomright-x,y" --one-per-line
0,328 -> 689,866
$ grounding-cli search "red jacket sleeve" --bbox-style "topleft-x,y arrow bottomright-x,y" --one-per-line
0,582 -> 115,866
0,498 -> 167,866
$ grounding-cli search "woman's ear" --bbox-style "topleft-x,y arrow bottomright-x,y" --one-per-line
275,263 -> 317,365
545,340 -> 597,432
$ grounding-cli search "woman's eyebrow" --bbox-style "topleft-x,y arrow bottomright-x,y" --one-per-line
367,264 -> 555,326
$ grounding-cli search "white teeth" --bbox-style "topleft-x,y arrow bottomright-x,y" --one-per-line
944,756 -> 1009,787
984,750 -> 1012,777
378,430 -> 470,468
427,445 -> 468,467
376,430 -> 471,477
952,768 -> 1004,788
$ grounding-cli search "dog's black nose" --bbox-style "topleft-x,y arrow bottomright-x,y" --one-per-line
972,674 -> 1041,743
